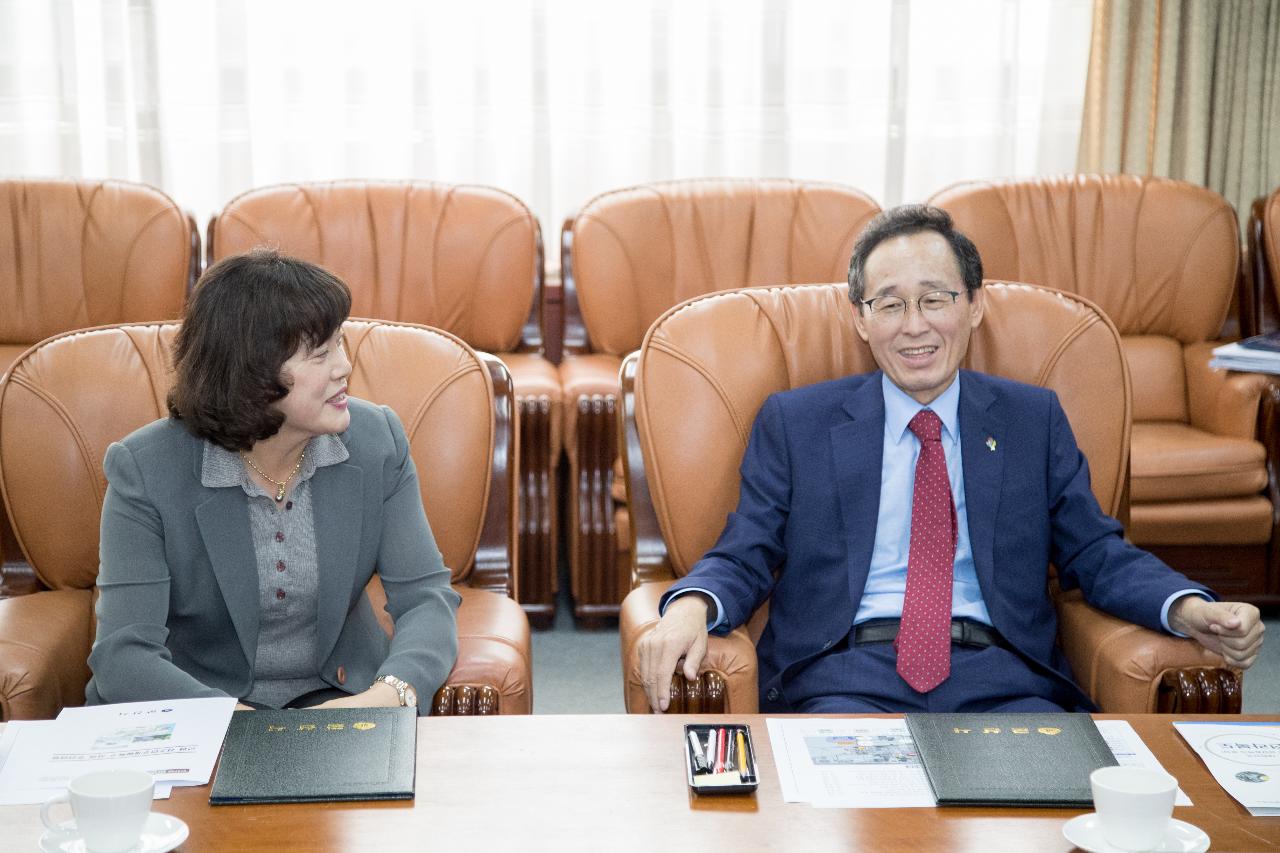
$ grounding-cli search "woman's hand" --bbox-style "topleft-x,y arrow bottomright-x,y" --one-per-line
310,681 -> 401,710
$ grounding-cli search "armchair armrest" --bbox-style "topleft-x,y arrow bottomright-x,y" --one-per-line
620,581 -> 759,714
1053,586 -> 1240,713
0,588 -> 94,720
1185,340 -> 1274,439
439,586 -> 532,715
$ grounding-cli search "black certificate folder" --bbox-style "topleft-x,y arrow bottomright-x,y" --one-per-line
905,713 -> 1117,807
210,707 -> 417,804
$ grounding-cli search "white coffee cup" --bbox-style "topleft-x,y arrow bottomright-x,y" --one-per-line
1090,765 -> 1177,852
41,768 -> 154,853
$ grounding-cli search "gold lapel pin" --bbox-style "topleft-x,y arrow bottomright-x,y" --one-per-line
985,436 -> 997,452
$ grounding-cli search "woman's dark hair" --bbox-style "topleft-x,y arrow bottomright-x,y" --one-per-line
847,204 -> 984,306
167,249 -> 352,451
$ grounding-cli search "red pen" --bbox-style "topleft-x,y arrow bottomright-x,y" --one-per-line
715,726 -> 727,773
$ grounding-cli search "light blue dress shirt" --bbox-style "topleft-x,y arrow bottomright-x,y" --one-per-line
672,373 -> 1203,635
853,374 -> 990,624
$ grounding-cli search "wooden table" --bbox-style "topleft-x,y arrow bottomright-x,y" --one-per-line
3,714 -> 1277,852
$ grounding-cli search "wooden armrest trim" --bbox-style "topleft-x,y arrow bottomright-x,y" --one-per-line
572,394 -> 620,614
432,684 -> 501,716
1156,667 -> 1242,714
516,395 -> 556,628
664,672 -> 729,714
473,353 -> 517,599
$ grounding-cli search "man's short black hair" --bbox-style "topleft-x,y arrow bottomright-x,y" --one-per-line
847,204 -> 984,307
167,249 -> 352,451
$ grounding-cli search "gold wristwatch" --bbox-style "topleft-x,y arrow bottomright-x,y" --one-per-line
374,674 -> 418,708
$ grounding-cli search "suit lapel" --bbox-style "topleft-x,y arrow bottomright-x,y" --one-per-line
196,490 -> 260,669
312,460 -> 365,663
958,371 -> 1005,602
832,373 -> 886,608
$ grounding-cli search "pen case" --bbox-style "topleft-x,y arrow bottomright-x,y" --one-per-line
684,723 -> 760,795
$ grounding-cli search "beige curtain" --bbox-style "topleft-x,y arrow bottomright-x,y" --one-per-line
1078,0 -> 1280,220
0,1 -> 1093,228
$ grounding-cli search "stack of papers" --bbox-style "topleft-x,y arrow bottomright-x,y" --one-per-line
0,698 -> 235,805
1210,334 -> 1280,374
1174,721 -> 1280,816
766,718 -> 1189,809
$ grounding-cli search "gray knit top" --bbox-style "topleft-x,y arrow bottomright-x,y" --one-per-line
200,434 -> 349,708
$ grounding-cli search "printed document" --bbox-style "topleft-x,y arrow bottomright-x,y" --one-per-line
0,698 -> 234,804
0,723 -> 174,805
766,717 -> 1187,809
1096,720 -> 1191,806
766,717 -> 934,808
1174,721 -> 1280,816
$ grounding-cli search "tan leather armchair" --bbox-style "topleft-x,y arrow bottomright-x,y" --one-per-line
560,178 -> 880,623
207,181 -> 561,627
618,282 -> 1241,715
930,176 -> 1275,604
0,178 -> 199,595
0,319 -> 531,720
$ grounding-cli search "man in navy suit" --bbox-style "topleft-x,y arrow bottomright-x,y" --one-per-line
638,204 -> 1264,714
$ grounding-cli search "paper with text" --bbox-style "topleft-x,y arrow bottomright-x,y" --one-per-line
767,717 -> 935,808
1175,721 -> 1280,817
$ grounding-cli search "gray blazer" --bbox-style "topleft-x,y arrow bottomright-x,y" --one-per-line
86,398 -> 460,715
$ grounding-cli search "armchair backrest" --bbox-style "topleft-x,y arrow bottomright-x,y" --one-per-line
567,179 -> 880,356
929,175 -> 1238,425
631,282 -> 1129,580
1265,188 -> 1280,292
1247,187 -> 1280,334
208,181 -> 542,353
0,178 -> 196,367
0,319 -> 510,592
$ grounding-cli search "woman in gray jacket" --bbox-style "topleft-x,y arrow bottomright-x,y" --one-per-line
86,249 -> 459,714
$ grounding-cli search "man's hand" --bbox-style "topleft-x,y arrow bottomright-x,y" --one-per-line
637,594 -> 712,713
1169,597 -> 1264,669
234,702 -> 255,711
311,681 -> 401,710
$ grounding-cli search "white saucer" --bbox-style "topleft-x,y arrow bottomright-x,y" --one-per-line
1062,813 -> 1209,853
39,812 -> 189,853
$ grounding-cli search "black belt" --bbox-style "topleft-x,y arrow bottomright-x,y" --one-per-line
853,618 -> 1005,649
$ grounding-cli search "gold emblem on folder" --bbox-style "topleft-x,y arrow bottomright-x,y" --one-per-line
1038,727 -> 1062,736
353,722 -> 377,731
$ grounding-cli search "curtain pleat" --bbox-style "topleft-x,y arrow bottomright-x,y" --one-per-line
0,1 -> 1093,226
1079,0 -> 1280,222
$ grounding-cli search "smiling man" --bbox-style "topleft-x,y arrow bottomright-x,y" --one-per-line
637,204 -> 1264,714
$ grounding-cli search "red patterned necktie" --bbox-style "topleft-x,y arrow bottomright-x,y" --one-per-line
896,409 -> 957,693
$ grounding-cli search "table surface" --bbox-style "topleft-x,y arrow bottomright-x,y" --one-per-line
3,714 -> 1278,852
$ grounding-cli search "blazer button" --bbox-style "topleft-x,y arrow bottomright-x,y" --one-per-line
336,666 -> 347,685
766,687 -> 780,702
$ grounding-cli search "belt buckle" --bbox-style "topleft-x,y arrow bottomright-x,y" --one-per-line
953,620 -> 980,648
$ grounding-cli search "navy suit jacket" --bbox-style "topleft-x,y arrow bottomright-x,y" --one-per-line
663,370 -> 1211,712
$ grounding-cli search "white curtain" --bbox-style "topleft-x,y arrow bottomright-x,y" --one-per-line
0,0 -> 1092,238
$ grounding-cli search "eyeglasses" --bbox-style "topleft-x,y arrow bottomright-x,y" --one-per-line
859,289 -> 963,321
